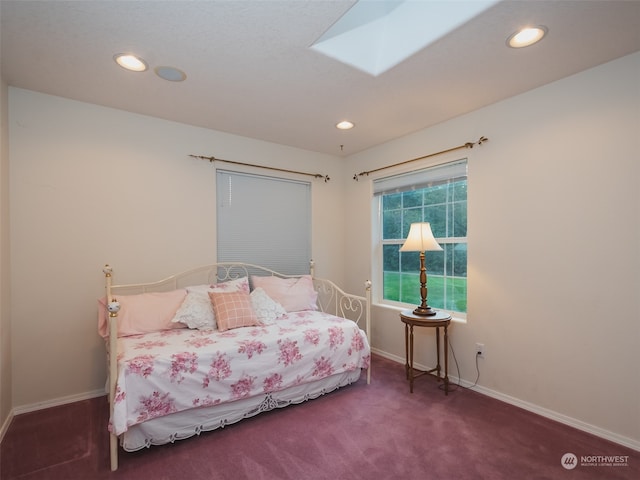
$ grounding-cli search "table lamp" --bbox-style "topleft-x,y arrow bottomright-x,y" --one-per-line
400,222 -> 443,316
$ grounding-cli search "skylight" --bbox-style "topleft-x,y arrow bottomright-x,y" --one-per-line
311,0 -> 500,76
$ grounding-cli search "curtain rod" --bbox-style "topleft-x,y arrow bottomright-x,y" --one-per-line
190,154 -> 330,182
352,136 -> 488,181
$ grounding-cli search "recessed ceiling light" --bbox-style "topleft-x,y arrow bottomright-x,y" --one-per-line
507,26 -> 548,48
155,66 -> 187,82
113,53 -> 148,72
336,121 -> 355,130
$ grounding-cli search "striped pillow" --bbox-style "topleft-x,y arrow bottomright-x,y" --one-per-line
208,290 -> 259,332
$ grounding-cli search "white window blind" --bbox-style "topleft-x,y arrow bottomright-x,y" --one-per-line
373,159 -> 468,196
216,170 -> 311,275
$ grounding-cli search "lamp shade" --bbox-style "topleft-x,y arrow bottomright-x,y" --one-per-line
400,222 -> 443,252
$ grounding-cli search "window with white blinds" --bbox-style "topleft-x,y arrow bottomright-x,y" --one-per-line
216,170 -> 311,275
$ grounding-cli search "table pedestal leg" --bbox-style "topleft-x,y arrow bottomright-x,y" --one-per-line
404,323 -> 409,380
443,325 -> 449,395
435,326 -> 441,380
409,325 -> 414,393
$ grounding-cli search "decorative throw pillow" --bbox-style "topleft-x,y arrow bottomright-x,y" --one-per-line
171,291 -> 216,330
251,275 -> 318,312
98,289 -> 187,338
171,277 -> 250,330
250,287 -> 286,325
208,290 -> 259,332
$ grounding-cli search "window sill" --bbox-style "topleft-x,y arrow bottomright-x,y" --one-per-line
373,301 -> 467,324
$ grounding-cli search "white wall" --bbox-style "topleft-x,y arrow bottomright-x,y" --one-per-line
8,89 -> 346,407
344,52 -> 640,448
0,75 -> 12,432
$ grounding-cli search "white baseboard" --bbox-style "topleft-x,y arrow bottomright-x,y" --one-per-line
0,389 -> 105,446
11,389 -> 106,416
371,348 -> 404,365
370,347 -> 640,452
0,409 -> 14,444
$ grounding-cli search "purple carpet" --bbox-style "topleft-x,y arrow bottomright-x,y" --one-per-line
2,355 -> 638,479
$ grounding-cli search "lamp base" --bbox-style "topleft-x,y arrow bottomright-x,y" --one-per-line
412,305 -> 437,316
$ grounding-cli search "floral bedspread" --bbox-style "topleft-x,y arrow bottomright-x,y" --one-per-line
111,311 -> 370,435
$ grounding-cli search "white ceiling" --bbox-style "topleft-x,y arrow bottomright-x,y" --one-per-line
2,0 -> 639,156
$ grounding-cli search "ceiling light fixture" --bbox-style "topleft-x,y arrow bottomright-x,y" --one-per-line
336,120 -> 355,130
507,26 -> 548,48
113,53 -> 148,72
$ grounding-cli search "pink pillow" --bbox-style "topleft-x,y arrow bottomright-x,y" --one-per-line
251,275 -> 318,312
208,290 -> 259,332
210,276 -> 250,294
98,289 -> 187,338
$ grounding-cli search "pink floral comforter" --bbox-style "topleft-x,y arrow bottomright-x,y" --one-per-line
111,311 -> 370,435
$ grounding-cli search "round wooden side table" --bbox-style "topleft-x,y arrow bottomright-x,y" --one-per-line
400,309 -> 452,395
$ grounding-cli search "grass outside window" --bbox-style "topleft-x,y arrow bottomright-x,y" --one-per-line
383,272 -> 467,313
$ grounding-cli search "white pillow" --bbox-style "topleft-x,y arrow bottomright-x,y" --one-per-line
172,277 -> 250,330
250,287 -> 287,325
171,290 -> 215,330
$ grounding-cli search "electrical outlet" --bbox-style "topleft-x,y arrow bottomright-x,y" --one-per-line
475,343 -> 485,358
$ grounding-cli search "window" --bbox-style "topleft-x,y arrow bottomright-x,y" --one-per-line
374,159 -> 467,314
216,170 -> 311,275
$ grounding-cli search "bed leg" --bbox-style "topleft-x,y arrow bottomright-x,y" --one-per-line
104,266 -> 120,471
110,433 -> 118,471
365,280 -> 371,386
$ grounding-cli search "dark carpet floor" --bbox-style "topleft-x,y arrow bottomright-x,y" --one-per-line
1,355 -> 638,479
